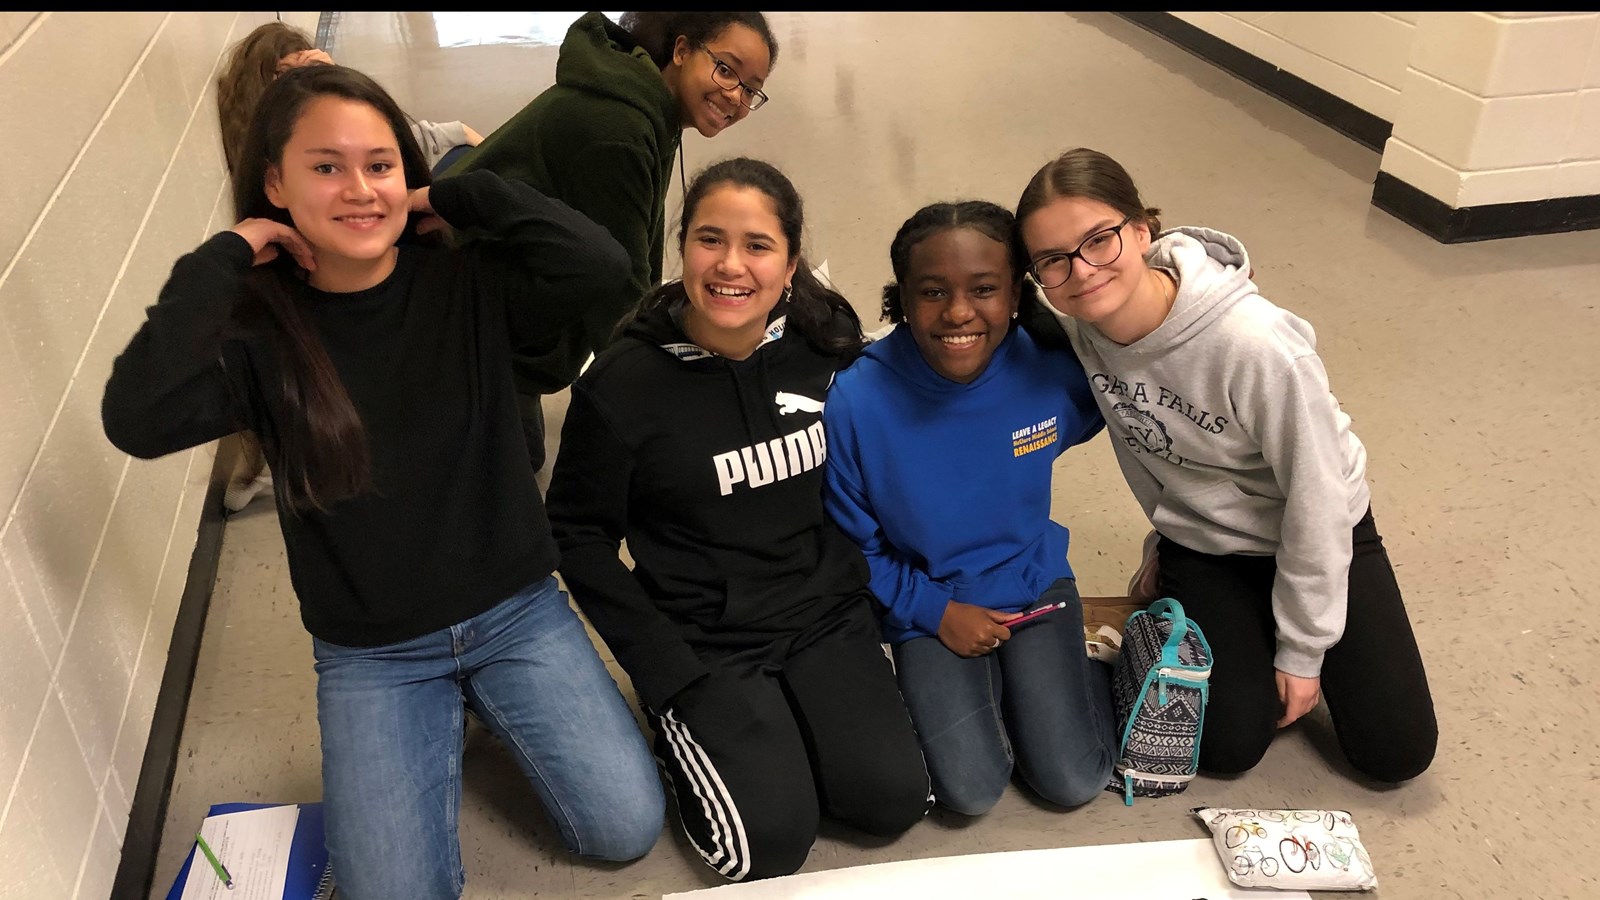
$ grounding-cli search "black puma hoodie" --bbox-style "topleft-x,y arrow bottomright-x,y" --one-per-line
547,301 -> 870,709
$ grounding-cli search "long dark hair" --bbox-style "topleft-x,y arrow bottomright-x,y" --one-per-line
1015,147 -> 1163,239
880,200 -> 1041,324
231,64 -> 434,511
631,157 -> 862,357
619,12 -> 779,69
216,22 -> 316,176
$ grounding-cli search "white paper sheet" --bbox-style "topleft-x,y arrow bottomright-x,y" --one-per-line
180,804 -> 300,900
664,838 -> 1312,900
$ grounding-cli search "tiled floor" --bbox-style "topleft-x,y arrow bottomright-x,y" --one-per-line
150,12 -> 1600,900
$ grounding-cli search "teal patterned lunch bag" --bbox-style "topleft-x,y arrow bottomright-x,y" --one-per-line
1105,597 -> 1213,805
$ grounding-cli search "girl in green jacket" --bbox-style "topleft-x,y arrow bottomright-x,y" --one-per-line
447,12 -> 780,472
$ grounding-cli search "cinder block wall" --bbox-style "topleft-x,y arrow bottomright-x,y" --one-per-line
0,12 -> 276,898
1174,12 -> 1600,207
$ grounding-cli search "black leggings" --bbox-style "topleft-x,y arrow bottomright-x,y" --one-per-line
1158,508 -> 1437,783
647,600 -> 930,882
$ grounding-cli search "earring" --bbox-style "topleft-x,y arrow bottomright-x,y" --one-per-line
782,285 -> 793,304
1010,310 -> 1019,319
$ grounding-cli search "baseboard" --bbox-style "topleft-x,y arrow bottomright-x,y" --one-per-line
1115,12 -> 1600,242
1114,11 -> 1392,153
1372,171 -> 1600,243
109,444 -> 233,900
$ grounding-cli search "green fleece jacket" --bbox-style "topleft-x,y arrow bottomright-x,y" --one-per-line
445,11 -> 679,396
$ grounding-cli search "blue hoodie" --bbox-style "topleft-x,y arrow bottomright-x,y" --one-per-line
823,325 -> 1103,644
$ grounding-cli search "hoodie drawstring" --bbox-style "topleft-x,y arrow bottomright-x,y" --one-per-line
728,364 -> 758,450
677,139 -> 687,198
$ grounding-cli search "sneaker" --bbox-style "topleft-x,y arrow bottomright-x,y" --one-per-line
223,471 -> 274,513
1126,529 -> 1161,603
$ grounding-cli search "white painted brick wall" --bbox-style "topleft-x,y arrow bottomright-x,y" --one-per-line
0,12 -> 278,898
1177,11 -> 1600,208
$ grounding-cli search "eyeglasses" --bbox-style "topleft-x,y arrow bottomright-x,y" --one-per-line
1028,215 -> 1134,289
699,44 -> 769,111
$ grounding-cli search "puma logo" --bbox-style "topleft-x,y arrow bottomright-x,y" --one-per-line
775,391 -> 824,415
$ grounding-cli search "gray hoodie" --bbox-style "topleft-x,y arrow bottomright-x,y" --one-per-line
1040,226 -> 1370,677
409,120 -> 470,170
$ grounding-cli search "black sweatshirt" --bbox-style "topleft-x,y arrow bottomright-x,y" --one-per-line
102,171 -> 629,646
546,303 -> 871,710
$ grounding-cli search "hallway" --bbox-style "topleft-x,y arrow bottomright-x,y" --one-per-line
150,12 -> 1600,899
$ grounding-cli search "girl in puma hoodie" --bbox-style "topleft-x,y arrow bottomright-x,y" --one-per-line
1016,148 -> 1437,784
547,158 -> 929,883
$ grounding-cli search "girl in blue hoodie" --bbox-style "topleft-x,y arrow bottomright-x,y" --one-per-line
1015,147 -> 1436,783
823,201 -> 1116,816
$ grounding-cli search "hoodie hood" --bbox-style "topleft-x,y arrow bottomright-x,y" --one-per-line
556,12 -> 679,149
865,321 -> 1024,395
622,298 -> 790,367
622,298 -> 798,448
1086,225 -> 1257,355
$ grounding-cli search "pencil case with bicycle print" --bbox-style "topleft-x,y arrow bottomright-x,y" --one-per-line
1194,807 -> 1379,891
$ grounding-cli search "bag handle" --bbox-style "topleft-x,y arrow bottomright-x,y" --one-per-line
1147,597 -> 1190,667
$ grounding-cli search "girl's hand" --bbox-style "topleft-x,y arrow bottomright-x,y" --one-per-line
1275,670 -> 1322,727
408,186 -> 446,235
276,48 -> 335,74
231,218 -> 316,271
938,601 -> 1014,658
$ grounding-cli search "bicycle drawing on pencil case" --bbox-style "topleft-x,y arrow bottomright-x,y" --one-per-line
1224,820 -> 1268,849
1279,833 -> 1321,873
1231,845 -> 1279,878
1321,834 -> 1368,873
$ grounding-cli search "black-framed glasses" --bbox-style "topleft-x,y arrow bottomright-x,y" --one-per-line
699,44 -> 769,111
1028,215 -> 1134,289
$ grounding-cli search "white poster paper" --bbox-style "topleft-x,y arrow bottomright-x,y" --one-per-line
664,838 -> 1311,900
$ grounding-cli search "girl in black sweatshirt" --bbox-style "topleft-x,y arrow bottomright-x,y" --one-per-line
100,65 -> 663,900
547,158 -> 930,883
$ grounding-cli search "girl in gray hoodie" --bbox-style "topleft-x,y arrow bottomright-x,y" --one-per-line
1015,148 -> 1436,784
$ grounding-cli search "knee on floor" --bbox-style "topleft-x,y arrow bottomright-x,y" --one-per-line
931,765 -> 1010,817
724,813 -> 818,882
572,790 -> 666,862
1198,726 -> 1273,776
1024,754 -> 1114,810
1348,725 -> 1438,784
830,764 -> 932,836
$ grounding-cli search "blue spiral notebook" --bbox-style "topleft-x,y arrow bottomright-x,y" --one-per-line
164,802 -> 335,900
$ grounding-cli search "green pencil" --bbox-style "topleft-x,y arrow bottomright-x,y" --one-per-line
194,832 -> 235,890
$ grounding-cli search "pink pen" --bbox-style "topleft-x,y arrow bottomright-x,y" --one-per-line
1005,600 -> 1069,630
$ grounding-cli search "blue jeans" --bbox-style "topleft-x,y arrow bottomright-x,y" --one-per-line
313,577 -> 664,900
892,578 -> 1116,815
431,143 -> 473,178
